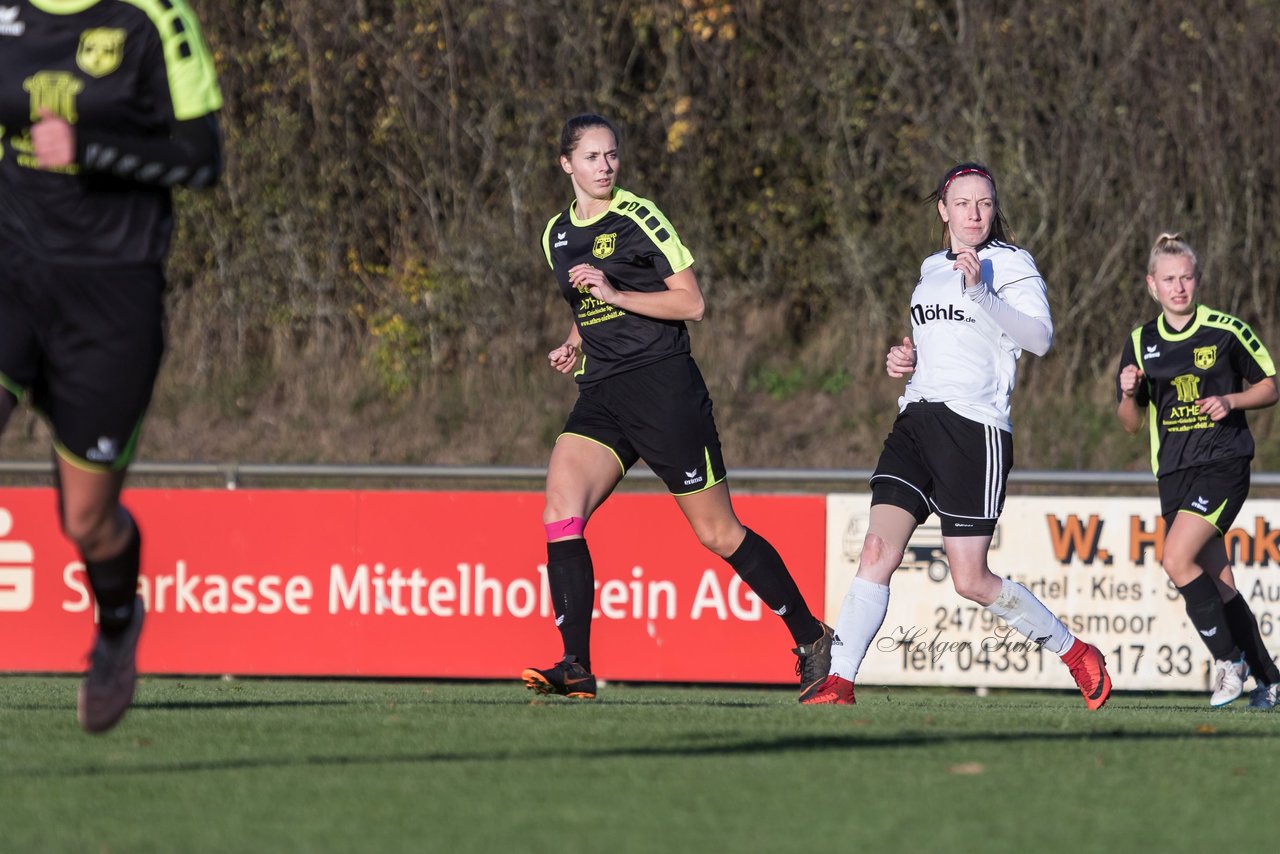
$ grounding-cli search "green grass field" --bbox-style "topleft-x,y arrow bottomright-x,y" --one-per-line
2,676 -> 1276,853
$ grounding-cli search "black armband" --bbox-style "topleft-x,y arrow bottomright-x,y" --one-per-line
77,113 -> 223,188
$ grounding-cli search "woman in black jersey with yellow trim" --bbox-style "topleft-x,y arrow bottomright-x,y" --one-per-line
0,0 -> 222,733
521,114 -> 833,700
1117,232 -> 1280,708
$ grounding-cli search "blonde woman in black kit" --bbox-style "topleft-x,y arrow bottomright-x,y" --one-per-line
1117,232 -> 1280,708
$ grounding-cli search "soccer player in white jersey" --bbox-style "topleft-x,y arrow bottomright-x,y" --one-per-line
802,162 -> 1112,708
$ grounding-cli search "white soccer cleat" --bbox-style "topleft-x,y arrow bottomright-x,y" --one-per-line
1248,683 -> 1280,710
1209,656 -> 1248,707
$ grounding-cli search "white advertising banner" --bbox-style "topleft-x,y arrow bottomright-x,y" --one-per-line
825,494 -> 1280,692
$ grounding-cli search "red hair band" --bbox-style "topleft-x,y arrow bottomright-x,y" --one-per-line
941,167 -> 993,199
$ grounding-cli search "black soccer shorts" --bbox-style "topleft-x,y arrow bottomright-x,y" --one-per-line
1158,456 -> 1251,535
0,248 -> 165,471
868,402 -> 1013,537
560,355 -> 728,495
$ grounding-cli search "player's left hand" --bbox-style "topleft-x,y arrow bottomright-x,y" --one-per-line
32,108 -> 76,169
569,264 -> 619,305
952,247 -> 981,287
1196,395 -> 1233,422
886,335 -> 917,378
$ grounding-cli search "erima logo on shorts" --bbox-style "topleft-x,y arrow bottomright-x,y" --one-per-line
1191,495 -> 1209,512
683,468 -> 703,486
910,303 -> 975,325
86,437 -> 119,463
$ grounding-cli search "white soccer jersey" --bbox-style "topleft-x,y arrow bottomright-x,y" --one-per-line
900,240 -> 1050,433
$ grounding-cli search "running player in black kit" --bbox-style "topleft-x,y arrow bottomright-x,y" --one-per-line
520,114 -> 833,700
1117,232 -> 1280,708
0,0 -> 222,732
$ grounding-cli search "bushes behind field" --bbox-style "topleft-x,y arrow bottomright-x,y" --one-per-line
139,1 -> 1280,469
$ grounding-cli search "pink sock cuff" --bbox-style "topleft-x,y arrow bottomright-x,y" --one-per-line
545,516 -> 587,540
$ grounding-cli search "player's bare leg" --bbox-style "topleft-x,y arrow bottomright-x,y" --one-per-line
58,460 -> 145,733
523,436 -> 623,699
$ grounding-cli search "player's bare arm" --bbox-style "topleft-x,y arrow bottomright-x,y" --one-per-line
570,264 -> 704,322
1116,364 -> 1145,433
1197,375 -> 1279,422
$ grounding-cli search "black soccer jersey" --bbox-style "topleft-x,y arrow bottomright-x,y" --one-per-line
542,187 -> 695,385
1117,304 -> 1276,476
0,0 -> 222,265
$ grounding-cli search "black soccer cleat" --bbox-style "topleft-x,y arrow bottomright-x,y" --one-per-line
77,596 -> 145,734
795,622 -> 838,703
521,655 -> 598,699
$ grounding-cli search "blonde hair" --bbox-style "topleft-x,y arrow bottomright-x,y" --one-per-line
1147,231 -> 1199,277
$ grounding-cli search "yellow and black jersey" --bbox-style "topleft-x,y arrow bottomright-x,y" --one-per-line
541,187 -> 695,385
0,0 -> 222,265
1117,304 -> 1276,476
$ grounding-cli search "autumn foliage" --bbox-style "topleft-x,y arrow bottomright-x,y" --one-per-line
74,0 -> 1280,469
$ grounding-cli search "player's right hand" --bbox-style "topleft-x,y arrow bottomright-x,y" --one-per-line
951,247 -> 982,287
886,336 -> 916,378
32,108 -> 76,169
1119,364 -> 1144,398
548,342 -> 578,374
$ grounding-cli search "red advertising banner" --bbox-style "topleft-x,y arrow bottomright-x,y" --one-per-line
0,489 -> 824,684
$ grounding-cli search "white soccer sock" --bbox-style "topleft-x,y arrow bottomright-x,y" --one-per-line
984,578 -> 1075,656
829,577 -> 891,681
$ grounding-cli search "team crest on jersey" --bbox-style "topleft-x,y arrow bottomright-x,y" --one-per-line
77,29 -> 126,78
592,233 -> 617,259
1193,345 -> 1217,370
